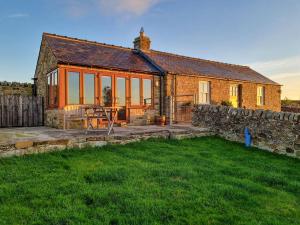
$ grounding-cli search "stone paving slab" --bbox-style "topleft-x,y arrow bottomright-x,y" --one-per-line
0,125 -> 212,158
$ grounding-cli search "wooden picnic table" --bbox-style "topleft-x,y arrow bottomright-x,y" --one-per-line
81,105 -> 121,135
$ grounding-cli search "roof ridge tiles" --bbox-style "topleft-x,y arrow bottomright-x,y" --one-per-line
43,32 -> 134,52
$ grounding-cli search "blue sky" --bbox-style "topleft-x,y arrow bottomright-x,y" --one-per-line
0,0 -> 299,99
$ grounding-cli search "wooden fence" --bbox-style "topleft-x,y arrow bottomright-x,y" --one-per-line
0,95 -> 44,128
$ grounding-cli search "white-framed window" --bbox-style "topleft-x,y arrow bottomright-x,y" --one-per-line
257,86 -> 265,106
230,85 -> 238,97
199,81 -> 210,104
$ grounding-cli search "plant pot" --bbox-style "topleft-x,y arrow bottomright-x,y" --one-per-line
156,115 -> 166,126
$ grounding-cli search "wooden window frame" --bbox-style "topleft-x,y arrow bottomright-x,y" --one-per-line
98,74 -> 113,106
83,72 -> 96,105
257,86 -> 265,106
142,78 -> 153,107
129,75 -> 154,109
64,67 -> 155,110
130,77 -> 142,107
65,70 -> 81,105
199,81 -> 210,104
47,69 -> 59,109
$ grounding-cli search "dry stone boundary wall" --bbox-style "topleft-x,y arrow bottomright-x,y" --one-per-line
192,104 -> 300,158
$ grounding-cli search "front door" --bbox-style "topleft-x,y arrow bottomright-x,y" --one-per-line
230,84 -> 239,108
116,77 -> 127,121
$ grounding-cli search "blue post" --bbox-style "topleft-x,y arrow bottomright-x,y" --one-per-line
244,127 -> 252,147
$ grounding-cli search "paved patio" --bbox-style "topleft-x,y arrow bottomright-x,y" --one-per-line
0,125 -> 212,157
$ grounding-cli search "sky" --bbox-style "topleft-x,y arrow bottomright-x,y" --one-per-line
0,0 -> 299,99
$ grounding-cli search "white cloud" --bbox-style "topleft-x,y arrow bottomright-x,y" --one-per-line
7,13 -> 30,19
249,55 -> 300,77
249,56 -> 300,100
97,0 -> 161,16
64,0 -> 161,18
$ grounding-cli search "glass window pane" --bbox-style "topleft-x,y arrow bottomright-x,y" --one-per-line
101,76 -> 112,106
117,77 -> 126,121
52,71 -> 58,105
47,75 -> 51,105
131,78 -> 140,105
84,74 -> 95,104
143,79 -> 152,105
68,72 -> 80,105
199,81 -> 209,104
117,78 -> 126,106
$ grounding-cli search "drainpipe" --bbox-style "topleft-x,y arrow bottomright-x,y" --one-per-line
160,75 -> 164,116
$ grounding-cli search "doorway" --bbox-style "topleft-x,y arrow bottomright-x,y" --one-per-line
230,84 -> 240,108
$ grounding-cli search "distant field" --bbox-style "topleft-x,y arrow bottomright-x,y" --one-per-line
282,100 -> 300,107
282,100 -> 300,112
0,137 -> 299,225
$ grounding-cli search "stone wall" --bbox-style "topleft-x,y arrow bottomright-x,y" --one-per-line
168,74 -> 281,112
34,37 -> 58,97
0,81 -> 33,96
192,104 -> 300,158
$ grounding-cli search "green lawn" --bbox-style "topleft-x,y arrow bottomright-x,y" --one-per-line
0,137 -> 299,225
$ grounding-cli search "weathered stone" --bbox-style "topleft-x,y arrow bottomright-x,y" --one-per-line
294,114 -> 300,122
295,142 -> 300,151
279,112 -> 285,120
284,113 -> 290,121
15,141 -> 33,149
87,141 -> 107,148
192,105 -> 300,159
286,147 -> 294,154
289,113 -> 295,121
266,111 -> 273,120
273,112 -> 280,120
254,110 -> 263,118
34,139 -> 70,146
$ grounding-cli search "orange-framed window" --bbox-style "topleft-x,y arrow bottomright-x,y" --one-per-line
67,71 -> 80,105
100,75 -> 112,107
131,78 -> 141,105
143,79 -> 152,106
83,73 -> 95,104
47,69 -> 58,108
130,77 -> 153,106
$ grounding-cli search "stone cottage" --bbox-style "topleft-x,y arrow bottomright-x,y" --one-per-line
34,29 -> 281,128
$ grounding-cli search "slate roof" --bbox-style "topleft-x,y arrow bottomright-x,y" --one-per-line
43,33 -> 160,74
143,51 -> 278,85
43,33 -> 278,85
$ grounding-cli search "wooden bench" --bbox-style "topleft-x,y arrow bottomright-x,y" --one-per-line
63,105 -> 85,130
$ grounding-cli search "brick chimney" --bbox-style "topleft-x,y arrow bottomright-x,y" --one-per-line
133,27 -> 151,51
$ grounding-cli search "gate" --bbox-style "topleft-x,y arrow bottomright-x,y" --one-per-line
171,94 -> 197,124
0,95 -> 44,128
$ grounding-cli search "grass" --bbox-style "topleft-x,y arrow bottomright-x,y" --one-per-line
0,137 -> 299,225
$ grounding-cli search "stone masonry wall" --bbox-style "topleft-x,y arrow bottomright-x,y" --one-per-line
170,74 -> 281,112
192,104 -> 300,158
34,37 -> 58,97
0,81 -> 33,96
